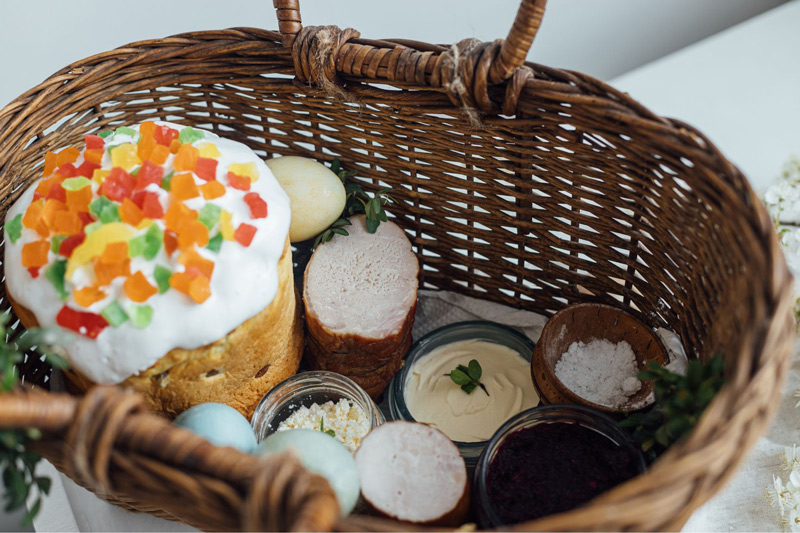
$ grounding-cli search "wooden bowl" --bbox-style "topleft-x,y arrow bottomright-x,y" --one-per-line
530,303 -> 669,415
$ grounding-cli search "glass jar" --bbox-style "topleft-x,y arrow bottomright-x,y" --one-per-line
387,320 -> 537,467
251,371 -> 385,449
473,404 -> 646,528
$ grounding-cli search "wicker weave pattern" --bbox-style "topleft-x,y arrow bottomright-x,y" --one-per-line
0,1 -> 793,530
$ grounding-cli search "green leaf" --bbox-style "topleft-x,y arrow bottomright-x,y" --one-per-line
34,477 -> 51,495
331,228 -> 349,236
21,498 -> 40,528
468,359 -> 482,381
5,214 -> 23,244
686,360 -> 703,389
44,352 -> 69,370
330,159 -> 341,176
325,429 -> 336,437
449,369 -> 471,386
461,383 -> 477,395
365,217 -> 379,233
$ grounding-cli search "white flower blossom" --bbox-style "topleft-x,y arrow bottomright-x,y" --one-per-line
769,446 -> 800,531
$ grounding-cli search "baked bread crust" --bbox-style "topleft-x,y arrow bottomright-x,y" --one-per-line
8,238 -> 302,419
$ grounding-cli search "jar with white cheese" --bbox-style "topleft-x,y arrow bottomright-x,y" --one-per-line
251,371 -> 385,453
388,321 -> 539,466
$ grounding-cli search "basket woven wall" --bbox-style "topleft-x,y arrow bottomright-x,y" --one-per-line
0,0 -> 794,530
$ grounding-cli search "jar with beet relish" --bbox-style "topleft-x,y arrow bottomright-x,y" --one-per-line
473,404 -> 646,528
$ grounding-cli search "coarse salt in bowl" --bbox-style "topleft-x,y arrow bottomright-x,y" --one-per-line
530,303 -> 669,414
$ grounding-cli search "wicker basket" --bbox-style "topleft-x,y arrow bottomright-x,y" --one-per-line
0,0 -> 794,530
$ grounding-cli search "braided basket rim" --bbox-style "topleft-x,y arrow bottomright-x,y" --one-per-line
0,25 -> 794,532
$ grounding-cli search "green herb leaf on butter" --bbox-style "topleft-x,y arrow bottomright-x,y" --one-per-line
448,359 -> 489,396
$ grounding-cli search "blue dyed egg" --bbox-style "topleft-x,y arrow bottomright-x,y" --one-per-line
256,429 -> 360,514
173,403 -> 257,453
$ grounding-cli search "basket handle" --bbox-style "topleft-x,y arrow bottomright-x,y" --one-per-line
273,0 -> 547,83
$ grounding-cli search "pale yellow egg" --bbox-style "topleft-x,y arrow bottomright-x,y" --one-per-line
266,156 -> 347,242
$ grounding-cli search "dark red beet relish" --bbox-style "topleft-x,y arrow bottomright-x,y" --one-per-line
485,421 -> 640,525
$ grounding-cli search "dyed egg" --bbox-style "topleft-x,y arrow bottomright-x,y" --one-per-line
256,429 -> 359,514
266,156 -> 346,242
173,403 -> 257,453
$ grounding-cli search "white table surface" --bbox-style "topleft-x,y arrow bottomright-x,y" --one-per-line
22,1 -> 800,531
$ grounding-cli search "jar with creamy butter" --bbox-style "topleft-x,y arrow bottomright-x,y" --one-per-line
388,321 -> 539,466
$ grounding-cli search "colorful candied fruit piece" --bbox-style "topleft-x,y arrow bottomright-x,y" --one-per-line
153,265 -> 172,294
115,126 -> 137,138
76,161 -> 101,179
62,177 -> 91,192
66,186 -> 93,213
139,192 -> 164,219
46,182 -> 67,202
244,192 -> 268,219
188,275 -> 211,304
219,210 -> 234,241
94,258 -> 130,286
34,175 -> 64,200
177,221 -> 209,250
165,203 -> 198,233
101,301 -> 128,327
97,130 -> 114,140
228,163 -> 257,182
137,133 -> 157,162
150,144 -> 171,166
28,267 -> 41,278
169,139 -> 182,154
5,214 -> 23,244
56,306 -> 108,339
195,158 -> 218,182
200,180 -> 225,200
56,163 -> 79,179
93,169 -> 111,185
139,121 -> 157,138
178,127 -> 204,145
84,149 -> 104,165
161,172 -> 174,191
66,222 -> 135,279
154,125 -> 178,147
206,233 -> 223,253
110,144 -> 141,171
45,260 -> 69,300
23,200 -> 44,229
41,199 -> 68,229
51,210 -> 83,236
164,231 -> 178,256
168,271 -> 191,294
128,235 -> 146,258
99,241 -> 129,264
179,249 -> 215,279
198,143 -> 221,159
51,235 -> 67,254
74,286 -> 106,308
234,223 -> 257,247
43,152 -> 58,177
135,161 -> 165,190
143,224 -> 163,260
119,198 -> 144,226
226,171 -> 250,191
56,147 -> 80,168
124,271 -> 158,303
22,240 -> 50,267
99,168 -> 136,202
173,144 -> 199,172
77,211 -> 94,227
85,134 -> 105,150
198,204 -> 221,230
171,173 -> 200,202
128,304 -> 153,329
59,233 -> 86,258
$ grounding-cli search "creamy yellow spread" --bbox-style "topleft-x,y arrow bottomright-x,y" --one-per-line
404,339 -> 539,442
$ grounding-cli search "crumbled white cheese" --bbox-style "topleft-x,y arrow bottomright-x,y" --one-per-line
277,399 -> 369,453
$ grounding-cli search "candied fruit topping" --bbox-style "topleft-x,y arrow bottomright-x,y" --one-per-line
57,306 -> 108,339
234,223 -> 257,247
13,122 -> 271,335
124,271 -> 158,303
